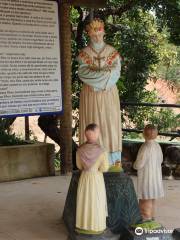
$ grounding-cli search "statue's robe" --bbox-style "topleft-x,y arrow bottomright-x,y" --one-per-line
76,151 -> 109,233
134,140 -> 164,199
78,43 -> 122,165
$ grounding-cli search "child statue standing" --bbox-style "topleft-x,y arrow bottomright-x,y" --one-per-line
76,123 -> 109,234
133,124 -> 164,221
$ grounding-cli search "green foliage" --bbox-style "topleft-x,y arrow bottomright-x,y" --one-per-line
0,118 -> 37,146
123,132 -> 142,139
54,158 -> 60,171
71,2 -> 179,139
71,38 -> 82,110
155,42 -> 180,85
149,109 -> 180,132
122,90 -> 158,128
131,220 -> 162,230
54,152 -> 61,171
126,107 -> 179,132
0,130 -> 26,146
70,7 -> 80,25
107,0 -> 180,45
105,9 -> 164,102
0,118 -> 26,146
152,0 -> 180,45
122,90 -> 179,137
71,8 -> 165,105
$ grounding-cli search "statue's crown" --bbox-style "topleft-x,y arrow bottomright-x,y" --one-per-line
86,19 -> 104,34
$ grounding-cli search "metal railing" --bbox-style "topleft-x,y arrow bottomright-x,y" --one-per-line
121,102 -> 180,108
120,102 -> 180,139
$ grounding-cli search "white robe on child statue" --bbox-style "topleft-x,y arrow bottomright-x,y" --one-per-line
134,140 -> 164,199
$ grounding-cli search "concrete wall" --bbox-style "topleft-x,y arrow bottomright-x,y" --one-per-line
0,143 -> 55,182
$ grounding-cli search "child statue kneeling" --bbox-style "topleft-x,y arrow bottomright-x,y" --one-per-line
133,124 -> 164,221
76,123 -> 109,234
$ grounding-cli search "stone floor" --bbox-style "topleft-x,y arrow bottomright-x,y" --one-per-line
0,175 -> 179,240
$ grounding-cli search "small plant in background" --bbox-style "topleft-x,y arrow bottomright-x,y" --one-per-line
0,130 -> 27,146
54,151 -> 61,171
0,118 -> 27,146
123,132 -> 142,140
29,130 -> 38,142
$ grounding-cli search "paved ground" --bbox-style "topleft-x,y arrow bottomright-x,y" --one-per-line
0,175 -> 179,240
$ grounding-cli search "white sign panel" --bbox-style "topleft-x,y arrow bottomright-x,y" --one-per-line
0,0 -> 62,117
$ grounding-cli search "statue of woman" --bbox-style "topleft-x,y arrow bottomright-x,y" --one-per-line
77,19 -> 122,165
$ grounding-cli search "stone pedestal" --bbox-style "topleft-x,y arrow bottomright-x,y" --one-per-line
72,229 -> 120,240
63,171 -> 141,239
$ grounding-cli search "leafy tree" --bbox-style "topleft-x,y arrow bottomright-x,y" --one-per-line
122,90 -> 179,136
71,8 -> 164,104
100,0 -> 180,45
154,42 -> 180,86
71,2 -> 179,136
71,0 -> 180,104
106,9 -> 164,102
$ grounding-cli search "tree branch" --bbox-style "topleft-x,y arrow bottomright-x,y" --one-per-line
96,0 -> 139,18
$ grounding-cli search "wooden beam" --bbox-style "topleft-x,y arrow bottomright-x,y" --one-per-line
59,3 -> 72,174
25,116 -> 30,141
68,0 -> 106,8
